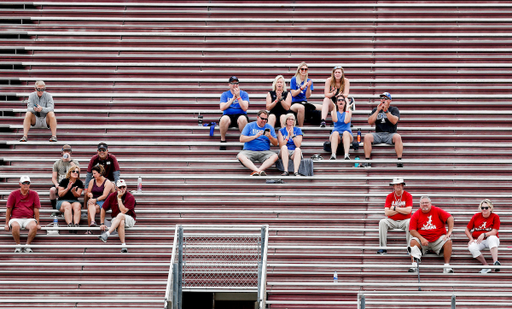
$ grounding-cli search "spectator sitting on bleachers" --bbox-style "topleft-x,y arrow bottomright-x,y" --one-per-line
290,62 -> 321,126
50,144 -> 79,216
219,76 -> 249,150
320,65 -> 354,128
277,113 -> 303,176
377,177 -> 413,255
99,179 -> 136,253
20,80 -> 58,142
266,75 -> 292,128
329,94 -> 354,160
237,110 -> 278,176
408,196 -> 454,273
84,142 -> 120,189
465,199 -> 501,273
85,164 -> 114,233
362,92 -> 403,168
57,166 -> 84,234
4,176 -> 41,253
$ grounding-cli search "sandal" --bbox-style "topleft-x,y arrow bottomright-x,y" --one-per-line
84,230 -> 92,235
281,171 -> 289,176
19,136 -> 27,142
49,136 -> 58,142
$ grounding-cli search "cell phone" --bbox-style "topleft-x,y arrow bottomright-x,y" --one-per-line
264,128 -> 270,133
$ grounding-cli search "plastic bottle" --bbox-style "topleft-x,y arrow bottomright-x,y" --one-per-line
357,128 -> 361,143
354,156 -> 360,168
333,271 -> 338,283
198,113 -> 203,126
137,176 -> 142,193
53,216 -> 58,228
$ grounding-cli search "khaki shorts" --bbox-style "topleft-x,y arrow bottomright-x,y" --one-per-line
410,235 -> 450,256
238,150 -> 276,164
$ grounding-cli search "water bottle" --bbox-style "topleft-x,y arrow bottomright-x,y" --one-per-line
198,113 -> 203,126
53,217 -> 58,228
209,122 -> 216,137
357,128 -> 361,143
137,176 -> 142,193
333,271 -> 338,283
354,156 -> 360,168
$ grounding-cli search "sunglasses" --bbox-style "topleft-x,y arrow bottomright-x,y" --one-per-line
481,207 -> 490,210
118,186 -> 127,189
35,88 -> 46,92
98,149 -> 107,152
300,68 -> 308,71
260,117 -> 268,121
71,170 -> 80,174
21,181 -> 30,185
380,97 -> 389,100
230,82 -> 239,85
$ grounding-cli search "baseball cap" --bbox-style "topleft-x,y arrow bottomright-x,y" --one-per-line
229,76 -> 239,83
380,92 -> 392,100
117,179 -> 127,187
62,144 -> 72,152
97,142 -> 108,151
389,177 -> 406,186
20,175 -> 31,183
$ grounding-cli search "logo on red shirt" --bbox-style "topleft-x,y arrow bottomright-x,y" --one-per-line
420,215 -> 437,231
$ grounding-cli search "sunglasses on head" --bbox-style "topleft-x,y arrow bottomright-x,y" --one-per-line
35,87 -> 46,92
21,181 -> 30,185
481,207 -> 490,210
333,65 -> 342,70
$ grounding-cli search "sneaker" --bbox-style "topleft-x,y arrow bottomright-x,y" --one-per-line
50,212 -> 60,217
397,160 -> 403,168
494,260 -> 501,272
90,221 -> 98,227
99,233 -> 109,243
219,140 -> 227,151
19,136 -> 27,142
361,162 -> 371,168
259,171 -> 267,176
443,267 -> 454,274
24,247 -> 33,253
330,155 -> 336,160
121,247 -> 128,253
250,171 -> 260,176
320,121 -> 326,128
14,247 -> 22,253
81,212 -> 88,219
68,223 -> 74,234
294,172 -> 302,177
408,262 -> 418,273
479,268 -> 492,274
49,136 -> 58,142
73,223 -> 79,234
377,249 -> 387,255
344,155 -> 350,160
281,171 -> 289,176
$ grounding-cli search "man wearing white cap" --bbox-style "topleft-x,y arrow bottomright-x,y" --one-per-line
98,179 -> 136,253
362,92 -> 403,168
377,177 -> 413,255
4,176 -> 42,253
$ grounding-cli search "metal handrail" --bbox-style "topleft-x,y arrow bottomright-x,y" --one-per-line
258,225 -> 269,309
163,225 -> 179,309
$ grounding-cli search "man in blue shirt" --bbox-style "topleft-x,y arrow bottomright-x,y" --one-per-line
219,76 -> 249,150
237,110 -> 278,176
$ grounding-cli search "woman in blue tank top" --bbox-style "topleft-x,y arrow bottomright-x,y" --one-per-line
329,94 -> 354,160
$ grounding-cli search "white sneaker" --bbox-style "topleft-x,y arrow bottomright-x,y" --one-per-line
479,268 -> 491,274
24,246 -> 33,253
443,266 -> 454,273
408,262 -> 418,272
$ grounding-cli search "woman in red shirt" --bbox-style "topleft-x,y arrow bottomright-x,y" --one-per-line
465,199 -> 501,273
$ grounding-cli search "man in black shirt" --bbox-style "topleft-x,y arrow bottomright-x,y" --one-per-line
362,92 -> 403,168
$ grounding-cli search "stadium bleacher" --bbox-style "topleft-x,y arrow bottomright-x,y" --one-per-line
1,1 -> 512,308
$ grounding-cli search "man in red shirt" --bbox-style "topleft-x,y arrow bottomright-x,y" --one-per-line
4,176 -> 42,253
377,177 -> 413,255
408,196 -> 454,273
98,179 -> 136,253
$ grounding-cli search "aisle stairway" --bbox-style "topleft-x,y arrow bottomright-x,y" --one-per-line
1,1 -> 512,308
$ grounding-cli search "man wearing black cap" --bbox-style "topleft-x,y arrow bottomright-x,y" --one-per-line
219,76 -> 250,150
49,144 -> 80,215
362,92 -> 403,168
84,142 -> 120,189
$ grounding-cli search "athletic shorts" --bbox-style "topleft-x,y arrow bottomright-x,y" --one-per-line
8,218 -> 37,229
31,116 -> 49,129
220,114 -> 249,128
371,132 -> 396,145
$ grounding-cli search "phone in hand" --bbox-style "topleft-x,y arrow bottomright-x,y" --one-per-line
264,128 -> 270,134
